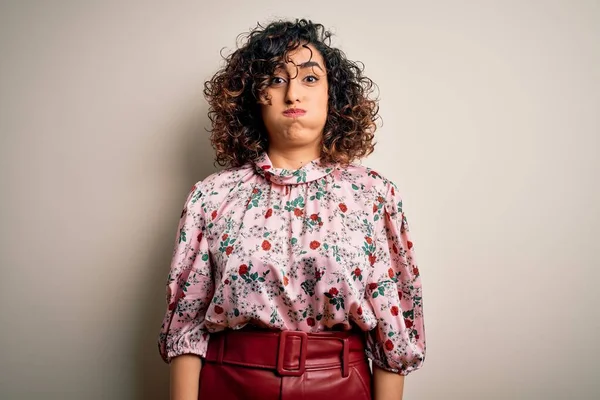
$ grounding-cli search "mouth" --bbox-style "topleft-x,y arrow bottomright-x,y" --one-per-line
283,108 -> 307,117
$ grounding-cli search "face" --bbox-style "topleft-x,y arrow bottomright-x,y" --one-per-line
259,43 -> 329,152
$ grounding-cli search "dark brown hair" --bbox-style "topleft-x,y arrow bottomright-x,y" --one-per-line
203,18 -> 380,167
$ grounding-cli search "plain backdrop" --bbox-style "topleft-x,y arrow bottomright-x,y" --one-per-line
1,1 -> 599,399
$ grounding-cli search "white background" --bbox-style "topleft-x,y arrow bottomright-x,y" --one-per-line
1,1 -> 598,399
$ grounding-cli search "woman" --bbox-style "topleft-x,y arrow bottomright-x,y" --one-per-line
158,19 -> 426,400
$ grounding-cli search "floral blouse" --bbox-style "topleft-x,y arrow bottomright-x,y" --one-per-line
157,151 -> 426,375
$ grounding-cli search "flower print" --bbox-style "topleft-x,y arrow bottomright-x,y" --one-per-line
157,158 -> 426,369
362,234 -> 376,266
178,229 -> 187,243
219,233 -> 237,255
325,287 -> 345,311
385,340 -> 394,351
300,279 -> 316,297
261,165 -> 271,170
370,282 -> 386,299
247,187 -> 263,209
307,213 -> 323,228
310,183 -> 327,201
315,269 -> 323,281
391,186 -> 395,196
285,196 -> 306,216
238,264 -> 268,284
368,253 -> 376,266
372,196 -> 385,215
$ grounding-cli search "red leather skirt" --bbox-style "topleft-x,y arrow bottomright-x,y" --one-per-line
199,327 -> 373,399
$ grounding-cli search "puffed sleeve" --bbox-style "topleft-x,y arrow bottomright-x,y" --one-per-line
364,181 -> 426,375
157,181 -> 214,364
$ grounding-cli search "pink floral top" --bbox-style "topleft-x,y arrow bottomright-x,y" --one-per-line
157,152 -> 426,375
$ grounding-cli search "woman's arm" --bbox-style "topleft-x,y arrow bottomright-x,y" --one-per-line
158,181 -> 213,398
170,354 -> 202,400
373,364 -> 405,400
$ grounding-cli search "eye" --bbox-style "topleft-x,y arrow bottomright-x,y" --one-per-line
304,75 -> 319,83
270,77 -> 286,85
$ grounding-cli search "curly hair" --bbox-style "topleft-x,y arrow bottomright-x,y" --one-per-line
203,18 -> 380,167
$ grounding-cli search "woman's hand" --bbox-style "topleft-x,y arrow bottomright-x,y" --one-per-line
170,354 -> 202,400
372,364 -> 405,400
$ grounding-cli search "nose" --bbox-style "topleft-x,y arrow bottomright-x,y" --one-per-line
284,73 -> 300,104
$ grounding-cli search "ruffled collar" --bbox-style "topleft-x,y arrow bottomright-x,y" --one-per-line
253,151 -> 336,185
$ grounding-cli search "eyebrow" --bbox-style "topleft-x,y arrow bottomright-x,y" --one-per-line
277,60 -> 325,74
297,61 -> 324,72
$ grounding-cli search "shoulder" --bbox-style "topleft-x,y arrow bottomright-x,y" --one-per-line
188,162 -> 255,200
335,163 -> 401,199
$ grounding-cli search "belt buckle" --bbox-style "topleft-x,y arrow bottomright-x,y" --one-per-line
277,331 -> 308,377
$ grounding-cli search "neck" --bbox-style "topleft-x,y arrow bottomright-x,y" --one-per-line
266,146 -> 321,169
